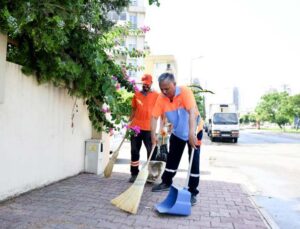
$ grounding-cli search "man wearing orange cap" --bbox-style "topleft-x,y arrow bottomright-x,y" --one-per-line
128,74 -> 159,182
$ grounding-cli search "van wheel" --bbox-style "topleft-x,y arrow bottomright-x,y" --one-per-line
211,137 -> 215,142
233,138 -> 238,143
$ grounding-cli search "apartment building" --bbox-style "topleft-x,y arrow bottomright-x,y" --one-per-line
108,0 -> 147,82
144,55 -> 178,90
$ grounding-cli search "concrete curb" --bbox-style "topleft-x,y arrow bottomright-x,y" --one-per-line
241,184 -> 280,229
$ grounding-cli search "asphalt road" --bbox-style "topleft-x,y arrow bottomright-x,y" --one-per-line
204,129 -> 300,229
238,129 -> 300,144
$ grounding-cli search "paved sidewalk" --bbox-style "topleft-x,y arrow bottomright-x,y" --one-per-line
0,172 -> 269,229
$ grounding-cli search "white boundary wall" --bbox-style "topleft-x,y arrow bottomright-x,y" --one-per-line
0,34 -> 93,201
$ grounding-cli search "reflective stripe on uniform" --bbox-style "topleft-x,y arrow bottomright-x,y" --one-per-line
190,173 -> 200,177
165,168 -> 177,173
131,161 -> 139,167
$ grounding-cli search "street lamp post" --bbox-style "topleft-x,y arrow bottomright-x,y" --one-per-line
190,56 -> 203,85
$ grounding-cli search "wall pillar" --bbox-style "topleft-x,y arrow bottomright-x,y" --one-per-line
0,34 -> 7,104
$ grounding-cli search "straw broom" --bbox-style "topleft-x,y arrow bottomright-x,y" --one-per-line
104,135 -> 127,178
111,145 -> 156,214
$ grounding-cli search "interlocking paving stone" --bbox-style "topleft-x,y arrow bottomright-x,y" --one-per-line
0,173 -> 269,229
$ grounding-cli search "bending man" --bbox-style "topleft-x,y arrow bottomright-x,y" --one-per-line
151,72 -> 203,205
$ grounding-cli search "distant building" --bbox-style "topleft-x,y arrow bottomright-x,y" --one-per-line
265,87 -> 278,94
144,55 -> 178,90
281,84 -> 291,94
192,78 -> 199,85
265,84 -> 291,95
233,87 -> 240,112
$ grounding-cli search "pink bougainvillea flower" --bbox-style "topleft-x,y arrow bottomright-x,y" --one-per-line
129,79 -> 135,84
134,85 -> 139,92
112,76 -> 118,81
130,125 -> 141,136
109,128 -> 114,136
125,125 -> 141,137
140,25 -> 150,33
101,107 -> 110,113
115,83 -> 121,90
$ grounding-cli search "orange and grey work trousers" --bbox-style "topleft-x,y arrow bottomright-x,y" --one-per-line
161,130 -> 203,196
130,130 -> 152,176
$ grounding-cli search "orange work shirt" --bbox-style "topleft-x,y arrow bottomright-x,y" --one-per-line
131,90 -> 159,131
152,86 -> 200,141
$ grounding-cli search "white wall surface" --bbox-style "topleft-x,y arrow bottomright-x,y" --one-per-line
0,35 -> 92,201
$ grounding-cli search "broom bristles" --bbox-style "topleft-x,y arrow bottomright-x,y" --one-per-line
111,169 -> 149,214
104,136 -> 126,178
111,145 -> 156,214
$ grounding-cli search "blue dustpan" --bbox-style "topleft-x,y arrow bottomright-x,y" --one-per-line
155,185 -> 191,215
155,147 -> 196,216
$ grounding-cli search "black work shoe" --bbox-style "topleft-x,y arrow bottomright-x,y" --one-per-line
129,175 -> 137,183
191,194 -> 197,206
151,182 -> 170,192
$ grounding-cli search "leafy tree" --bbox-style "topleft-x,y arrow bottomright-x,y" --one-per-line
149,0 -> 160,6
290,94 -> 300,117
255,92 -> 292,129
240,112 -> 257,124
0,0 -> 157,132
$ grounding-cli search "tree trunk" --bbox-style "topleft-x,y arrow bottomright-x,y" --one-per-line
256,121 -> 260,129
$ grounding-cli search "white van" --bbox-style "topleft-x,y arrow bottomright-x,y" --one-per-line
207,104 -> 239,143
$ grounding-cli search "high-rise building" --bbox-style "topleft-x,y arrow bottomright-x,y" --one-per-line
233,87 -> 240,112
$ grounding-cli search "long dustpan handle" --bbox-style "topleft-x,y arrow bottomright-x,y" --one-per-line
185,129 -> 199,188
185,147 -> 195,188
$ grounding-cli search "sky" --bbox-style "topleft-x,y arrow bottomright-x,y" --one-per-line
144,0 -> 300,112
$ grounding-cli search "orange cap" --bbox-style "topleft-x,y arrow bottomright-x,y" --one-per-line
141,74 -> 153,85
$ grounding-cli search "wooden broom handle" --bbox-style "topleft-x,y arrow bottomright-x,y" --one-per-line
115,135 -> 127,153
143,144 -> 157,169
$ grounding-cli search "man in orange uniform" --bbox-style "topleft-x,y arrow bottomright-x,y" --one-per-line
151,72 -> 203,205
128,74 -> 159,182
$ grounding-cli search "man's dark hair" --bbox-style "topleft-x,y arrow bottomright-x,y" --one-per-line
158,72 -> 175,83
